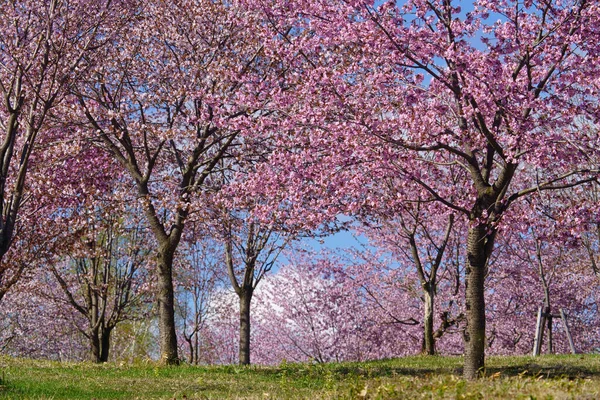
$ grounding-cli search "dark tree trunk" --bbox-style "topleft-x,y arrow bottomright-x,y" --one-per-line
185,336 -> 194,364
90,328 -> 101,363
423,289 -> 435,355
239,290 -> 253,365
157,248 -> 179,365
463,225 -> 489,380
194,330 -> 199,364
99,327 -> 113,363
537,237 -> 554,355
546,311 -> 553,354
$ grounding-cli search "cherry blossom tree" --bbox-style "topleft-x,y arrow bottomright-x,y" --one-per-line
240,249 -> 458,364
486,215 -> 600,355
0,277 -> 88,361
250,0 -> 600,378
219,209 -> 290,365
196,289 -> 239,365
572,182 -> 600,276
356,183 -> 464,355
72,0 -> 283,364
175,234 -> 226,365
0,0 -> 131,299
49,208 -> 153,363
0,0 -> 598,372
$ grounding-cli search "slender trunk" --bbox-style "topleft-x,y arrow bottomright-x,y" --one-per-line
538,240 -> 553,354
90,328 -> 101,363
547,313 -> 553,354
194,330 -> 199,364
463,225 -> 488,380
423,288 -> 435,355
543,276 -> 552,354
239,290 -> 252,365
185,335 -> 194,364
157,248 -> 179,365
99,326 -> 113,362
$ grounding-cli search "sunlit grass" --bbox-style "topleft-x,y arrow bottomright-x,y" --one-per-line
0,354 -> 598,399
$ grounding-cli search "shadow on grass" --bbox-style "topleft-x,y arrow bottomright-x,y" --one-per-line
485,363 -> 600,380
247,358 -> 463,380
247,355 -> 600,381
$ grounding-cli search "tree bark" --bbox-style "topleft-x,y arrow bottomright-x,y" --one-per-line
100,327 -> 113,363
546,312 -> 553,354
194,330 -> 199,364
90,328 -> 101,363
185,335 -> 194,364
157,247 -> 180,365
463,224 -> 489,380
423,288 -> 435,355
239,290 -> 253,366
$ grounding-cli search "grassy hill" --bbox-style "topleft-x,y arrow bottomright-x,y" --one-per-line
0,354 -> 599,399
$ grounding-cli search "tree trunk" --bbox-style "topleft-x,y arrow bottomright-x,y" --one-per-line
90,328 -> 101,363
99,327 -> 113,362
463,225 -> 488,380
239,290 -> 253,365
194,330 -> 199,364
157,248 -> 179,365
185,335 -> 194,364
423,288 -> 435,355
539,240 -> 553,355
547,313 -> 553,354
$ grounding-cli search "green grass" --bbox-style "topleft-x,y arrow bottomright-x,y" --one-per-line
0,354 -> 599,399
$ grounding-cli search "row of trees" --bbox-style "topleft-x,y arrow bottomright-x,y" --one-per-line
0,0 -> 598,379
1,207 -> 598,364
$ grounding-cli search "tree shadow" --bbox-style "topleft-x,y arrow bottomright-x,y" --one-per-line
485,361 -> 600,380
218,355 -> 600,382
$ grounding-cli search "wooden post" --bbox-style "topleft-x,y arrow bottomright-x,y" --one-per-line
532,306 -> 545,356
559,309 -> 576,354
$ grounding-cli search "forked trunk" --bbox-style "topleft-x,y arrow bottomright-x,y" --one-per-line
423,289 -> 435,355
463,225 -> 488,380
157,249 -> 179,365
239,290 -> 252,365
